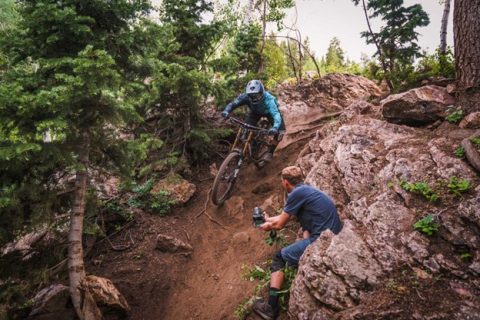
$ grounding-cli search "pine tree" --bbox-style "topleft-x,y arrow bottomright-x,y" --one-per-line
324,37 -> 346,72
353,0 -> 429,90
0,0 -> 150,317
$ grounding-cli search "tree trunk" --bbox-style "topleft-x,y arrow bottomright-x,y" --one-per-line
245,0 -> 255,23
258,0 -> 267,72
454,0 -> 480,113
440,0 -> 452,54
68,131 -> 101,320
361,0 -> 394,91
271,35 -> 321,78
286,39 -> 299,82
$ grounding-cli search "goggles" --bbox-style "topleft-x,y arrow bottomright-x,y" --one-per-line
248,92 -> 263,102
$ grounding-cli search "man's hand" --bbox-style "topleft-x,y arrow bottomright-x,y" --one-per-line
268,128 -> 278,136
221,111 -> 229,120
259,221 -> 273,231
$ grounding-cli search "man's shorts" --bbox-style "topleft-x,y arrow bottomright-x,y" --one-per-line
280,238 -> 313,268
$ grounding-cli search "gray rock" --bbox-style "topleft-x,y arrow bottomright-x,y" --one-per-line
381,85 -> 455,125
287,97 -> 480,318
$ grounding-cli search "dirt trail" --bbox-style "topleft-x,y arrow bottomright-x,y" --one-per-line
90,134 -> 307,320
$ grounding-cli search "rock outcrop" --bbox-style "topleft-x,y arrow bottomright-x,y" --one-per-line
288,85 -> 480,319
381,85 -> 455,125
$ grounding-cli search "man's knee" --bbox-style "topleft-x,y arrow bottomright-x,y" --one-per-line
271,251 -> 286,272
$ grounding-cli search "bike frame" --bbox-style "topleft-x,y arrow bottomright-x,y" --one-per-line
228,117 -> 268,161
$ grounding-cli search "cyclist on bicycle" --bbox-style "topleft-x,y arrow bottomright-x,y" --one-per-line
221,80 -> 286,162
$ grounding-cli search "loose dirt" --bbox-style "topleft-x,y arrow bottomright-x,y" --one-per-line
89,139 -> 306,320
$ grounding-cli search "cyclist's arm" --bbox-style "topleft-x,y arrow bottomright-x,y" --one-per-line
266,98 -> 282,130
224,94 -> 249,114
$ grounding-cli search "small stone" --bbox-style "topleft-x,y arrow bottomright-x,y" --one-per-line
156,234 -> 193,255
232,232 -> 250,244
412,267 -> 432,279
459,112 -> 480,129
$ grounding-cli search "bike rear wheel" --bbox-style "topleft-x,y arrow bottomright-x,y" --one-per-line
211,151 -> 241,205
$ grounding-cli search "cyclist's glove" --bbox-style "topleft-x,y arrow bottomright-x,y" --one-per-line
221,111 -> 230,119
268,128 -> 278,136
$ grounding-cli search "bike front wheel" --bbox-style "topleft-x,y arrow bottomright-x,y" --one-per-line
211,151 -> 242,206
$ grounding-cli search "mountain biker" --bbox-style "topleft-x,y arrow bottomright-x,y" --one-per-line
252,166 -> 343,320
221,80 -> 285,162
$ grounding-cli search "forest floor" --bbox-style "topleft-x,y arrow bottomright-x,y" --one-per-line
89,133 -> 306,320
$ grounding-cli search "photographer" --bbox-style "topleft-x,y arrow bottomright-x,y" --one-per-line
252,166 -> 343,320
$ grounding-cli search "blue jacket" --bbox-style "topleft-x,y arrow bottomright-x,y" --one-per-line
224,91 -> 283,130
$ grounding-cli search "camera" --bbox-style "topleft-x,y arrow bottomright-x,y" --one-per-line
252,207 -> 265,227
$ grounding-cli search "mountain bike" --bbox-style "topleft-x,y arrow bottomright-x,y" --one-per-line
211,117 -> 273,206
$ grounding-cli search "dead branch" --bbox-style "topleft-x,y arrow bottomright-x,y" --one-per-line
195,188 -> 228,229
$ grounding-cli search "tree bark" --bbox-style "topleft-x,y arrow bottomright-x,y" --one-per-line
361,0 -> 394,91
270,35 -> 321,78
68,131 -> 101,320
286,39 -> 299,82
454,0 -> 480,113
258,0 -> 268,72
440,0 -> 451,54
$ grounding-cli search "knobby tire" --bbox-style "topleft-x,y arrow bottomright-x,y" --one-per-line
211,151 -> 241,205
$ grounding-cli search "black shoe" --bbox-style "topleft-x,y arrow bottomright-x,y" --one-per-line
252,300 -> 276,320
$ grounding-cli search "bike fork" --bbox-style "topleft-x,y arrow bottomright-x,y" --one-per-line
233,158 -> 243,178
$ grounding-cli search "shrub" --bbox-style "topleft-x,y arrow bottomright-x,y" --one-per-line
128,179 -> 176,215
454,146 -> 466,158
446,109 -> 464,124
400,181 -> 439,202
413,215 -> 438,236
447,177 -> 471,197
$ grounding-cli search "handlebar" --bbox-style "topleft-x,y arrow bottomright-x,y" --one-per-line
228,117 -> 268,132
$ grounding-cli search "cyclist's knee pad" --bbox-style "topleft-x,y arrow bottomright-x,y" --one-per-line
271,251 -> 285,272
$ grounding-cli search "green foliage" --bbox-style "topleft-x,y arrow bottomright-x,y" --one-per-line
446,109 -> 464,123
0,0 -> 19,31
353,0 -> 429,91
241,263 -> 297,311
413,215 -> 438,236
447,177 -> 471,196
234,298 -> 253,320
470,136 -> 480,146
128,179 -> 176,215
400,181 -> 439,202
0,0 -> 151,243
263,38 -> 288,87
454,146 -> 466,159
459,252 -> 472,262
264,230 -> 288,247
324,37 -> 345,72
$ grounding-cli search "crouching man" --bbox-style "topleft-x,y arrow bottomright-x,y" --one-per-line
253,166 -> 343,320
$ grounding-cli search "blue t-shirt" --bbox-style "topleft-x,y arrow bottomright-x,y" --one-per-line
284,183 -> 342,240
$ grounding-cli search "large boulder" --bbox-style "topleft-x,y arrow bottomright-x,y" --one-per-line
381,85 -> 455,125
288,105 -> 480,319
82,275 -> 130,317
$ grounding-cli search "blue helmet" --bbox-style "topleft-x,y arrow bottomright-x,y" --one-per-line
246,80 -> 264,103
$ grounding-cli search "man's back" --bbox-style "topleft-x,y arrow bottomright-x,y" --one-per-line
284,184 -> 342,239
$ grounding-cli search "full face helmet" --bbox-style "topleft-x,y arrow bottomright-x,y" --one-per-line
245,80 -> 264,103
